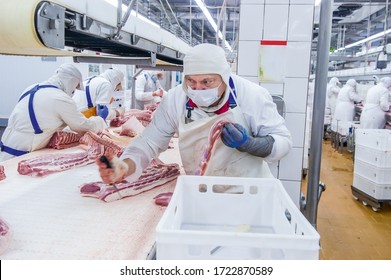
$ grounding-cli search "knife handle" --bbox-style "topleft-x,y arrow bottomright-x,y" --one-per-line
100,155 -> 112,169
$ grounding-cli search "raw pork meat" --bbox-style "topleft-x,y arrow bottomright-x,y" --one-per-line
18,132 -> 122,177
0,217 -> 12,255
0,165 -> 5,181
119,116 -> 145,137
80,159 -> 180,202
47,131 -> 82,150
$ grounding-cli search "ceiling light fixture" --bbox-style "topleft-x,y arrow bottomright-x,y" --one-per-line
194,0 -> 232,51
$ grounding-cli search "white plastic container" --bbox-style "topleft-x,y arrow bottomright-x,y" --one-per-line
353,173 -> 391,200
355,129 -> 391,151
355,145 -> 391,168
353,159 -> 391,184
156,176 -> 320,260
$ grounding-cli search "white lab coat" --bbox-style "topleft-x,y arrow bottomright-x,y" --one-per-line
326,82 -> 340,116
334,84 -> 362,122
120,74 -> 292,180
134,72 -> 164,110
73,76 -> 117,120
0,83 -> 107,162
360,83 -> 390,129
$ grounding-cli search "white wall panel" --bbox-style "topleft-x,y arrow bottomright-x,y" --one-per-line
288,5 -> 314,42
261,82 -> 284,96
263,5 -> 289,40
280,180 -> 302,208
285,42 -> 311,77
237,41 -> 260,77
285,113 -> 306,147
239,4 -> 264,41
284,78 -> 308,113
279,147 -> 304,181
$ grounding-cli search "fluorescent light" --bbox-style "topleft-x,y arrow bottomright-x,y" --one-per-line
195,0 -> 232,51
335,28 -> 391,52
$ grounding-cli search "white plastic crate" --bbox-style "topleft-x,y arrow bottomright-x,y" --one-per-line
353,159 -> 391,184
156,175 -> 320,260
355,129 -> 391,151
353,173 -> 391,200
355,145 -> 391,168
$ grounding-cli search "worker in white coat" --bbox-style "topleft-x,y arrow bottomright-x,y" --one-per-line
325,77 -> 341,117
0,64 -> 107,162
96,43 -> 292,184
334,79 -> 363,123
134,70 -> 166,110
360,77 -> 391,129
73,68 -> 125,120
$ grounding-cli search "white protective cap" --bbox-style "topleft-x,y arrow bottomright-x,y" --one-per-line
329,77 -> 340,86
380,77 -> 391,89
346,79 -> 357,87
182,43 -> 231,90
101,68 -> 124,90
55,63 -> 83,96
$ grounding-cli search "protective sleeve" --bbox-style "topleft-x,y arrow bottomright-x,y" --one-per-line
57,97 -> 107,134
120,92 -> 179,177
135,75 -> 155,102
348,89 -> 362,103
380,90 -> 390,111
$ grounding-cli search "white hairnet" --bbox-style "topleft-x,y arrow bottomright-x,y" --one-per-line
329,77 -> 340,86
101,68 -> 124,90
54,63 -> 83,96
346,79 -> 356,87
183,43 -> 231,89
380,77 -> 391,88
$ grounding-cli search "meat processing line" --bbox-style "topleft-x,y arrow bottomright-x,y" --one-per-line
355,104 -> 391,129
0,134 -> 183,259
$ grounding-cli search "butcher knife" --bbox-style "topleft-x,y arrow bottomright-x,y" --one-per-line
99,155 -> 123,199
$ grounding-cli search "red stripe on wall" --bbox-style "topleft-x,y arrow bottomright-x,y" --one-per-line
260,40 -> 287,46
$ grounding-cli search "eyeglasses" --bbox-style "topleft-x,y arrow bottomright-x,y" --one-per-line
185,76 -> 222,89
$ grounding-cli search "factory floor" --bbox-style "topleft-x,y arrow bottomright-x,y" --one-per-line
303,140 -> 391,260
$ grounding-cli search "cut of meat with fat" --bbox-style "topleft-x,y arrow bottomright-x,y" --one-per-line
0,217 -> 12,255
17,131 -> 122,177
0,165 -> 6,181
80,159 -> 180,202
47,131 -> 82,150
194,119 -> 230,176
153,192 -> 173,206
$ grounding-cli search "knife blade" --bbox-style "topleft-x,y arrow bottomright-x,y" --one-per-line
100,155 -> 123,199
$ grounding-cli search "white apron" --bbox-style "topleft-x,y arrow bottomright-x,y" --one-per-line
178,100 -> 273,178
360,104 -> 387,129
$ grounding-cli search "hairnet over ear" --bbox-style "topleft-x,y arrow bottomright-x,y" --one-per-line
55,63 -> 83,95
183,43 -> 231,87
330,77 -> 339,86
101,68 -> 124,90
380,77 -> 391,88
346,79 -> 357,87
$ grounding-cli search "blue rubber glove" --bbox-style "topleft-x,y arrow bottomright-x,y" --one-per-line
221,123 -> 275,158
221,123 -> 248,148
97,104 -> 109,120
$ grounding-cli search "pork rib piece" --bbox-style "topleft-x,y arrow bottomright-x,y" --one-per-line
80,159 -> 180,202
0,217 -> 12,255
47,131 -> 82,150
194,119 -> 230,176
18,132 -> 122,177
0,165 -> 6,181
119,116 -> 145,137
110,109 -> 152,127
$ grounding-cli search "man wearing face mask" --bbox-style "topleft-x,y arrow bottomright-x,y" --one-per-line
73,68 -> 125,120
134,70 -> 166,110
96,44 -> 292,184
0,64 -> 107,162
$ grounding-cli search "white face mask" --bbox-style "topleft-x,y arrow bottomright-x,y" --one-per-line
187,83 -> 222,107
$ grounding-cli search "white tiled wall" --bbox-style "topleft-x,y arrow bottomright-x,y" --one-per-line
263,5 -> 289,40
237,1 -> 314,205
